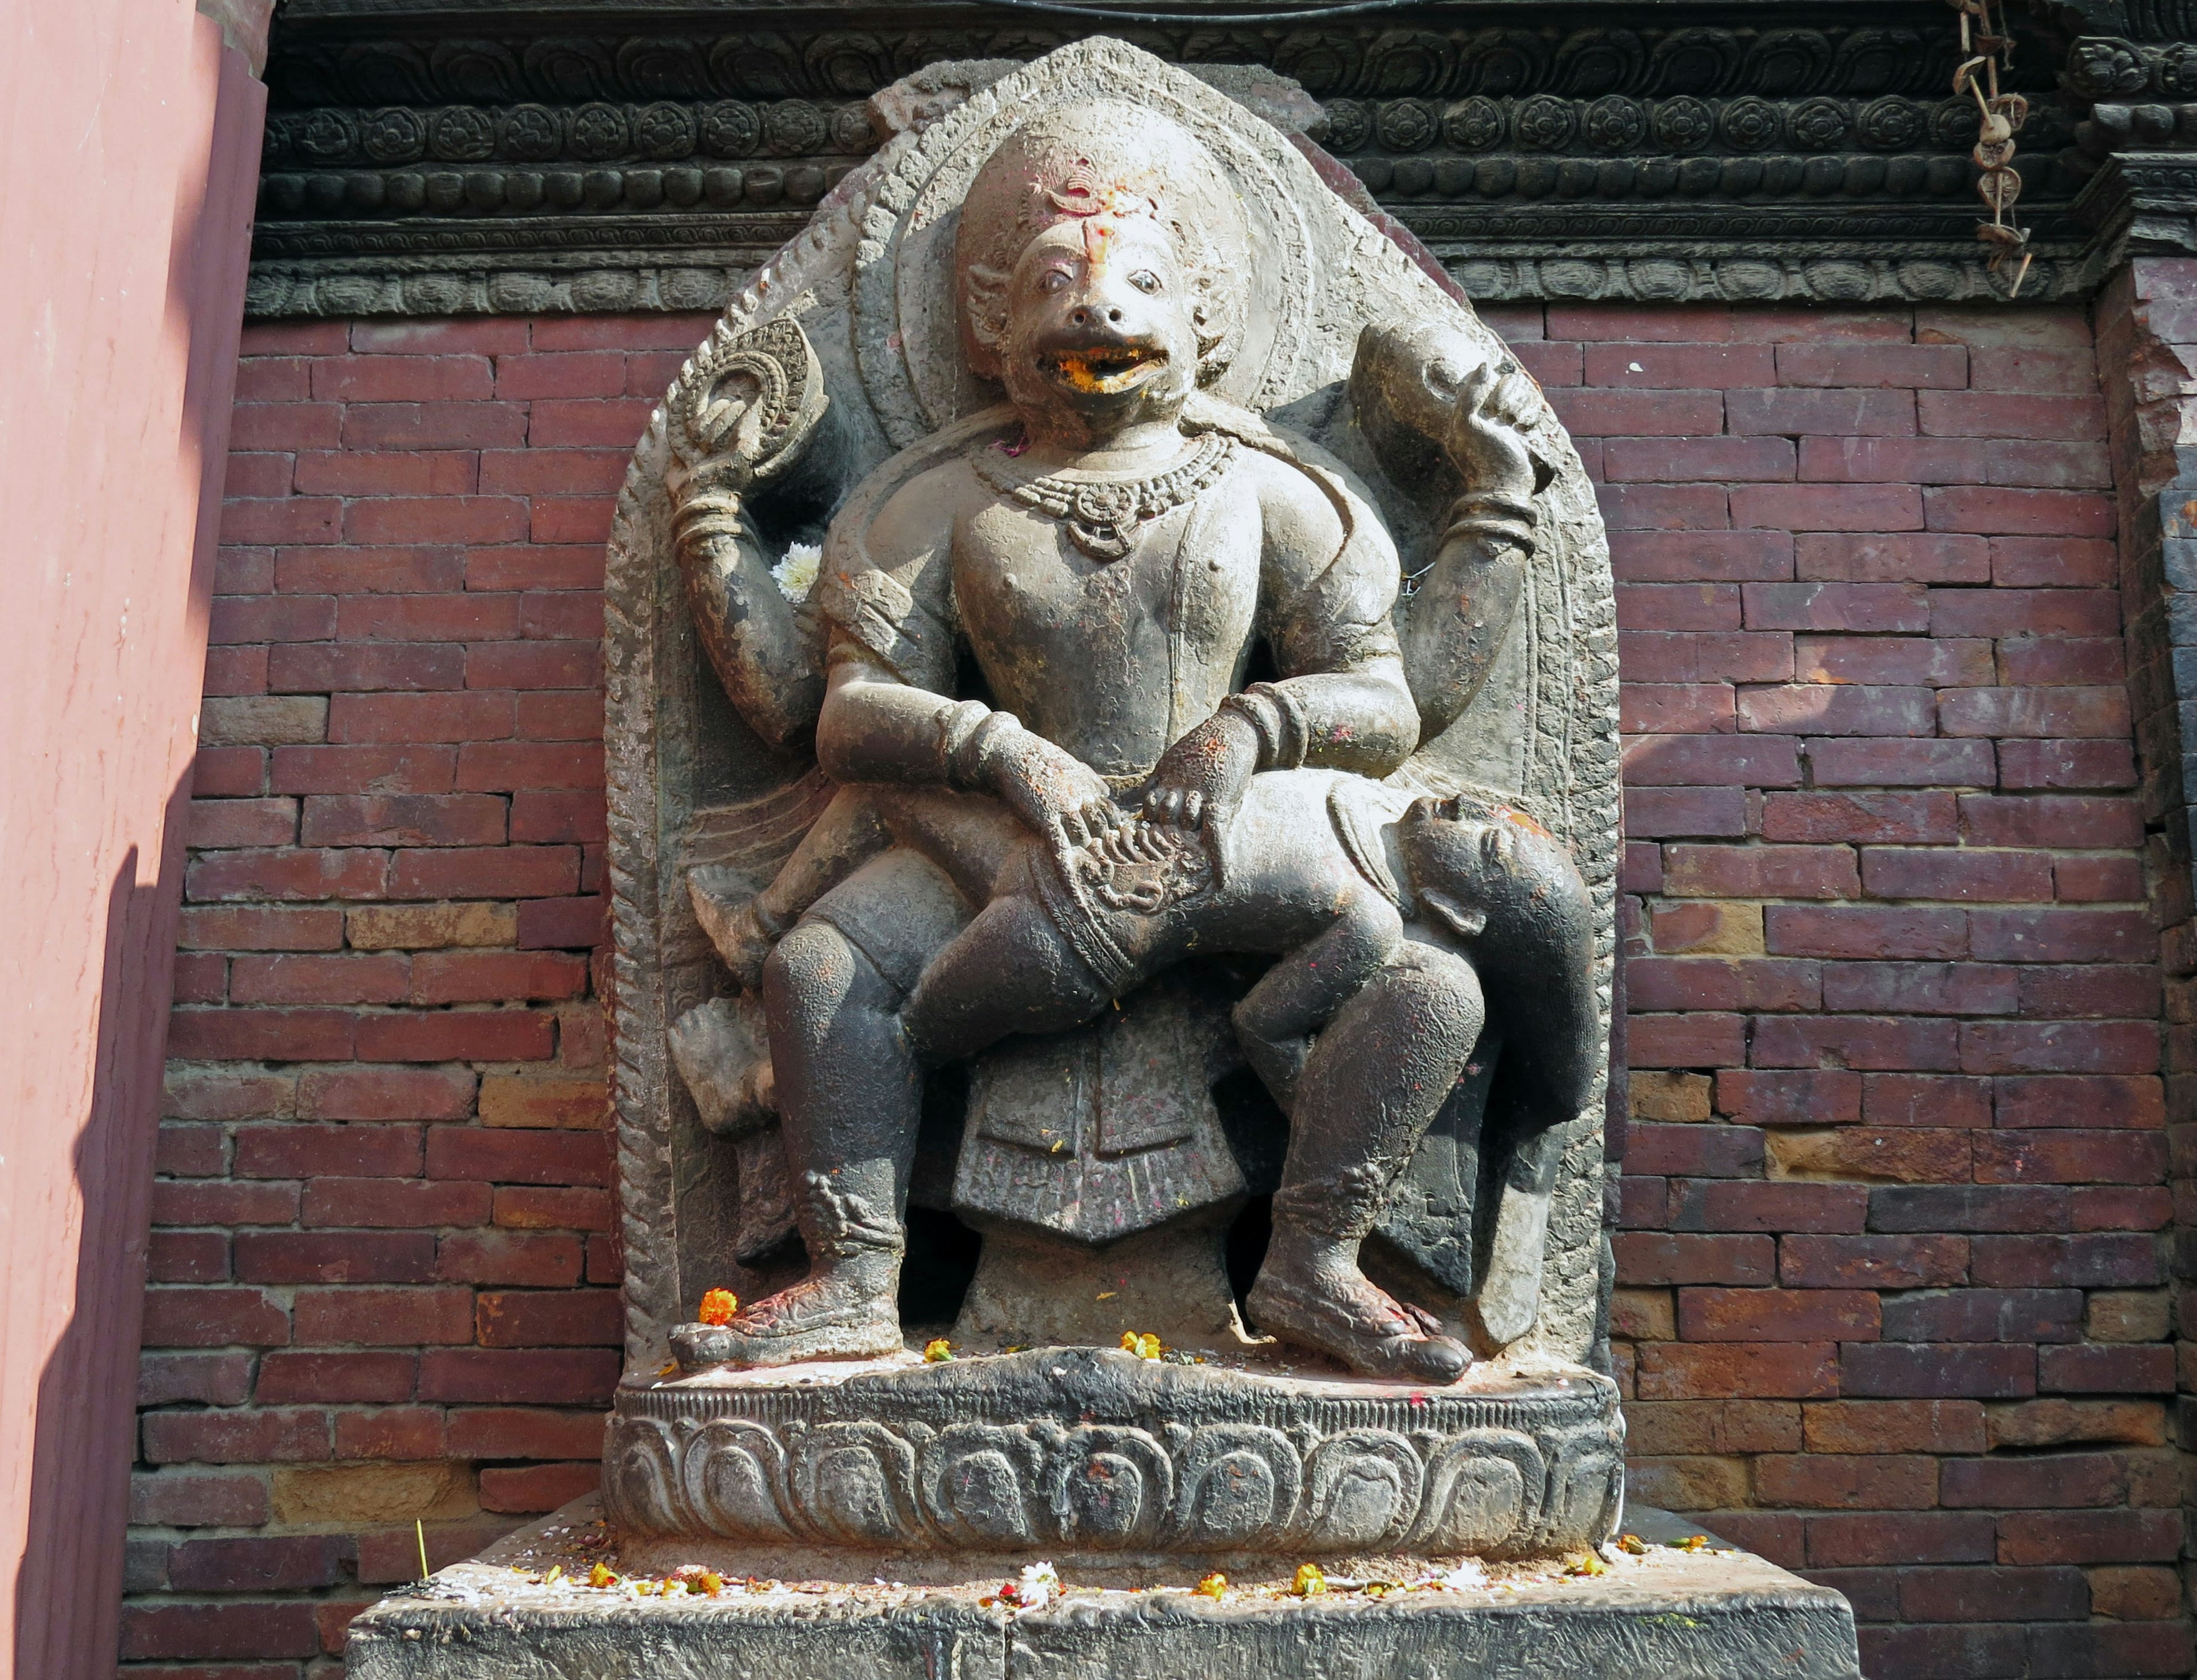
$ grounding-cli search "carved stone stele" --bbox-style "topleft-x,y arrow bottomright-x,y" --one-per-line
599,38 -> 1621,1556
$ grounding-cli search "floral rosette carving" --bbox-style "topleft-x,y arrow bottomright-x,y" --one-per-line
1375,98 -> 1439,152
1789,97 -> 1849,150
636,101 -> 699,158
1720,96 -> 1782,151
498,104 -> 562,160
1322,97 -> 1371,152
1649,96 -> 1715,152
299,109 -> 359,162
430,106 -> 497,161
702,100 -> 762,156
1513,94 -> 1577,151
1443,96 -> 1507,152
763,98 -> 828,155
361,107 -> 427,164
1855,96 -> 1924,150
570,101 -> 630,159
1582,96 -> 1645,153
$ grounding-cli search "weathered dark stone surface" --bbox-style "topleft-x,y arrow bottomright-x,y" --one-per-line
346,1499 -> 1862,1680
604,1346 -> 1625,1560
251,0 -> 2092,311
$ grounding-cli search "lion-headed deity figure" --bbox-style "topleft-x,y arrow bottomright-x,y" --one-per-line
602,41 -> 1619,1392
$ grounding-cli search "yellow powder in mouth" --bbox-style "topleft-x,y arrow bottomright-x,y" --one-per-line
1050,347 -> 1159,392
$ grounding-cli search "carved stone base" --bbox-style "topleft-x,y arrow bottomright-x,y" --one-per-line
602,1345 -> 1623,1561
346,1498 -> 1862,1679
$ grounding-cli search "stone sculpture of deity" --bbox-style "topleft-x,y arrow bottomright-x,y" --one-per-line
602,43 -> 1619,1418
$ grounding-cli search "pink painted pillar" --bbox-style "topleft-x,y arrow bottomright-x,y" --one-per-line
0,1 -> 270,1673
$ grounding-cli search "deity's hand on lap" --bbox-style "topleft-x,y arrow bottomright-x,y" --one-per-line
974,721 -> 1120,862
1143,708 -> 1260,835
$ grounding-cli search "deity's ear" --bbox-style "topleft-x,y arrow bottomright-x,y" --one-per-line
962,262 -> 1009,382
1419,888 -> 1488,942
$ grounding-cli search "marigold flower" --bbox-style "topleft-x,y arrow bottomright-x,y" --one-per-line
1120,1331 -> 1161,1360
588,1562 -> 618,1588
697,1288 -> 739,1326
1194,1572 -> 1227,1600
1291,1563 -> 1327,1596
923,1337 -> 955,1362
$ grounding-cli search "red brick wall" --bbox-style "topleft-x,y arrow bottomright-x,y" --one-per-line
125,303 -> 2188,1679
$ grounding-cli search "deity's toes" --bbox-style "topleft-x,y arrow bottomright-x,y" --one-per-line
670,1321 -> 740,1372
672,1280 -> 904,1372
1246,1272 -> 1473,1386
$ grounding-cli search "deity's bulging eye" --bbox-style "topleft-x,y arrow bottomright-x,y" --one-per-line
1129,271 -> 1161,294
1040,269 -> 1072,293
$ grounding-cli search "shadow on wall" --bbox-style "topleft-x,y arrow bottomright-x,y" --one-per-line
13,843 -> 171,1669
15,836 -> 188,1675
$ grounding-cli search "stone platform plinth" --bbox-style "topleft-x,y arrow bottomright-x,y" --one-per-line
346,1499 -> 1862,1679
602,1345 -> 1624,1561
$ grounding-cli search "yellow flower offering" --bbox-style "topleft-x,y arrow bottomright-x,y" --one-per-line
923,1337 -> 955,1362
1194,1572 -> 1227,1600
697,1288 -> 739,1326
1291,1563 -> 1327,1596
1617,1533 -> 1648,1555
1120,1331 -> 1161,1360
1564,1551 -> 1608,1577
588,1562 -> 617,1588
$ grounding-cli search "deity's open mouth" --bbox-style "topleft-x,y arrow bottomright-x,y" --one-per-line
1042,343 -> 1167,395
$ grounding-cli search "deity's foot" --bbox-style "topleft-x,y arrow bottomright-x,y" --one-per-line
671,1264 -> 903,1372
1246,1261 -> 1471,1385
688,867 -> 779,992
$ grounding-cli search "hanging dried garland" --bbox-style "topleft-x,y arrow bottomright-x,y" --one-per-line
1949,0 -> 2032,295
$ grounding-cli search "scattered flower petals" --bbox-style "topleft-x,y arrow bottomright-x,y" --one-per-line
1120,1331 -> 1162,1360
1291,1563 -> 1327,1597
1194,1572 -> 1227,1600
923,1337 -> 955,1363
1618,1534 -> 1649,1555
588,1562 -> 618,1588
